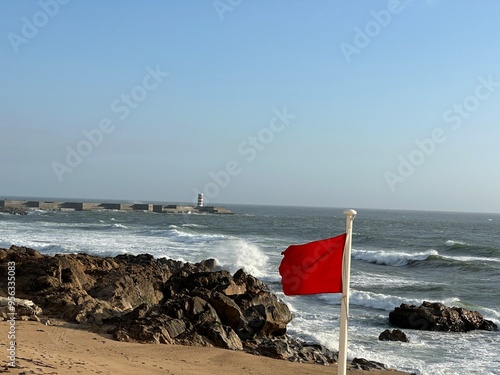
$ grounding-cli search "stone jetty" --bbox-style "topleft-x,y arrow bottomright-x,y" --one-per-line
0,199 -> 232,214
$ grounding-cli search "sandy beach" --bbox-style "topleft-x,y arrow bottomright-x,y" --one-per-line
0,320 -> 410,375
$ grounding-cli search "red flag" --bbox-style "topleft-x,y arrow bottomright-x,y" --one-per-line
279,233 -> 347,296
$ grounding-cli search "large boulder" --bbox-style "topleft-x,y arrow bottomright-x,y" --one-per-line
378,329 -> 409,342
389,301 -> 497,332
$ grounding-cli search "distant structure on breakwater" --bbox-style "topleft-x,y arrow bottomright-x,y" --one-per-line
197,193 -> 204,208
0,194 -> 232,215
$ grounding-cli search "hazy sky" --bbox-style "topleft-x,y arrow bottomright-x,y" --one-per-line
1,1 -> 500,213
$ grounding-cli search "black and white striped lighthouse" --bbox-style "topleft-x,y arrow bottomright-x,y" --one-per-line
197,193 -> 204,208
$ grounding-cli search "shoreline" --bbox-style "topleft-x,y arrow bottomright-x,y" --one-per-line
0,245 -> 414,374
1,320 -> 412,375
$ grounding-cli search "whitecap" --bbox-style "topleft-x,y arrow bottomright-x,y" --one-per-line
440,254 -> 500,264
318,290 -> 460,311
212,238 -> 269,278
167,228 -> 226,244
110,223 -> 128,229
479,306 -> 500,324
181,223 -> 207,228
352,273 -> 427,288
352,249 -> 437,267
445,240 -> 467,247
27,209 -> 47,215
36,244 -> 74,255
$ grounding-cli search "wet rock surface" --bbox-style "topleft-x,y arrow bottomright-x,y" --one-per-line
389,301 -> 498,332
379,329 -> 409,342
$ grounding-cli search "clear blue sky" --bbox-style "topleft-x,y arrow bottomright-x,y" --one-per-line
1,1 -> 500,213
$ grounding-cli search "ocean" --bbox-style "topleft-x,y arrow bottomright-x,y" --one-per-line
1,204 -> 499,375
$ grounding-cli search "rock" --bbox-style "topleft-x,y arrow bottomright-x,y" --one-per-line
110,303 -> 188,344
164,270 -> 236,298
0,245 -> 44,261
298,342 -> 337,365
202,290 -> 244,328
246,335 -> 337,365
379,329 -> 409,342
389,301 -> 498,332
351,358 -> 387,371
241,301 -> 290,337
0,297 -> 43,320
201,322 -> 243,350
248,336 -> 294,360
74,299 -> 115,325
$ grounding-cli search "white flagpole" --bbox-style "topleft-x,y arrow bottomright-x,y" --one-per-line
338,209 -> 357,375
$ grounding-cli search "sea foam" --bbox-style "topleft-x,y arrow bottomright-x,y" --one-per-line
213,238 -> 269,278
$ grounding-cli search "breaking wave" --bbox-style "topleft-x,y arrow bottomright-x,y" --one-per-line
352,249 -> 438,267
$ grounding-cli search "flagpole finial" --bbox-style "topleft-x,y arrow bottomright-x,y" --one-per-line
343,209 -> 357,217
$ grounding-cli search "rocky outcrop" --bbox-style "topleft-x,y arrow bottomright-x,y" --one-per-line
389,301 -> 498,332
162,269 -> 292,338
0,245 -> 215,324
0,245 -> 336,365
105,268 -> 338,364
379,329 -> 409,342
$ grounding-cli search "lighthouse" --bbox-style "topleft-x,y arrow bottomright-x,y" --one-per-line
197,193 -> 204,208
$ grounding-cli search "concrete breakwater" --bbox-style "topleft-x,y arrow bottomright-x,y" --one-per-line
0,199 -> 233,214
